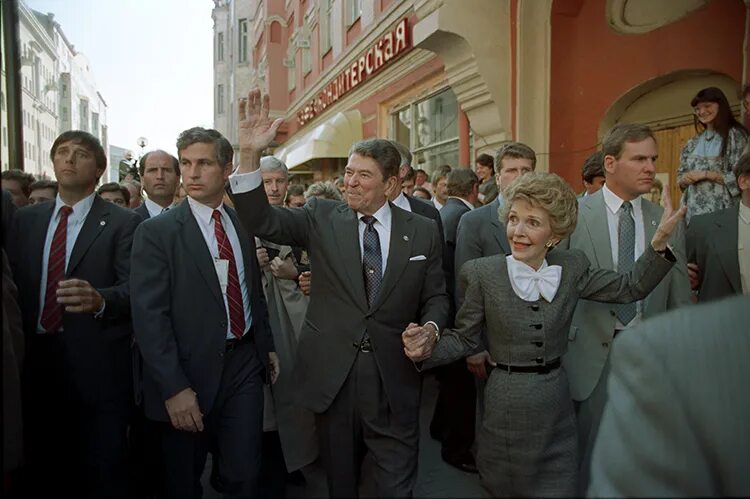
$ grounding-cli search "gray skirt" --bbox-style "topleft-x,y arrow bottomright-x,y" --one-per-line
477,366 -> 578,497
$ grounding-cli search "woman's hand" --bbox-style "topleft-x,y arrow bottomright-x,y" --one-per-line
651,183 -> 687,251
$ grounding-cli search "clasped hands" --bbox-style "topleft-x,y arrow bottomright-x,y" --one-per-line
401,322 -> 437,362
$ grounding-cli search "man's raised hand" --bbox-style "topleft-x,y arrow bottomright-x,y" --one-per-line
238,89 -> 283,160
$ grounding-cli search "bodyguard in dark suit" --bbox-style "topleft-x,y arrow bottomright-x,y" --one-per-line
130,128 -> 277,499
7,131 -> 142,498
133,150 -> 181,220
230,89 -> 449,497
687,152 -> 750,301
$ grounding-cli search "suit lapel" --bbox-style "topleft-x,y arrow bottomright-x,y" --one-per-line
713,206 -> 741,293
332,205 -> 368,312
641,200 -> 660,247
581,192 -> 614,270
373,205 -> 415,311
488,199 -> 509,254
67,196 -> 110,275
177,202 -> 225,309
29,203 -> 55,299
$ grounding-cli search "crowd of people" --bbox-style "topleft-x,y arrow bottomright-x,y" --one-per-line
2,84 -> 749,499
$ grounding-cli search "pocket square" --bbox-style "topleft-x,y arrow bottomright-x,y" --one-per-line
409,255 -> 427,261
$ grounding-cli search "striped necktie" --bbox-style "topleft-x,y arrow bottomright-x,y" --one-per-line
40,205 -> 73,333
212,210 -> 246,338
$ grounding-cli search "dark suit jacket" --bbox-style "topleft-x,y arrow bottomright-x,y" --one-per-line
2,190 -> 16,249
686,206 -> 742,303
134,203 -> 150,221
232,186 -> 449,422
440,197 -> 472,321
407,194 -> 445,244
130,200 -> 274,422
7,195 -> 141,407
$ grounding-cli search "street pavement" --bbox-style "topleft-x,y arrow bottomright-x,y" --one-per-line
203,371 -> 486,498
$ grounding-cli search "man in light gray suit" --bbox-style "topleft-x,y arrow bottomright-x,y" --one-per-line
588,294 -> 750,497
686,152 -> 750,302
229,89 -> 449,497
560,123 -> 692,492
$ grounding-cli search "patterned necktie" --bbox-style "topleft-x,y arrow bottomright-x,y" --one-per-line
40,205 -> 73,333
361,215 -> 382,308
212,210 -> 246,338
615,201 -> 636,325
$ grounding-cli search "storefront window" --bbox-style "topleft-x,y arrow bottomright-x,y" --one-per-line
391,88 -> 459,175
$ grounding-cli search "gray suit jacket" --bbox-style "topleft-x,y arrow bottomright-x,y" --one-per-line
561,190 -> 691,401
232,186 -> 449,422
440,197 -> 472,320
686,205 -> 742,302
588,294 -> 750,497
454,197 -> 510,283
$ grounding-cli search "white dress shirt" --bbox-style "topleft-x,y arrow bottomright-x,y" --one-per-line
392,192 -> 412,212
37,192 -> 97,333
433,198 -> 444,211
144,197 -> 174,218
601,184 -> 645,328
448,196 -> 475,211
187,196 -> 252,339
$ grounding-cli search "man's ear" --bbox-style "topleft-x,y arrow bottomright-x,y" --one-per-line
603,155 -> 617,176
398,164 -> 409,181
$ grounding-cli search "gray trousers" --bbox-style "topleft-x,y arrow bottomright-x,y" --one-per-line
575,347 -> 613,495
316,351 -> 419,498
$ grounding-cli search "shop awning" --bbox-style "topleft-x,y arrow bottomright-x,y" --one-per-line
274,110 -> 363,169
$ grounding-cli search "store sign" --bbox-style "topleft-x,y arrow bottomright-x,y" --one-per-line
297,17 -> 411,126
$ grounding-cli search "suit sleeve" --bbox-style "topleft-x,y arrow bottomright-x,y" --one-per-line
588,321 -> 712,496
425,260 -> 484,369
97,211 -> 141,321
575,246 -> 675,303
664,219 -> 692,309
417,218 -> 449,333
130,222 -> 190,401
230,173 -> 312,248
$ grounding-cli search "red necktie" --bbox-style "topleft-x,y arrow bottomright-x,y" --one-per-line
212,210 -> 246,339
40,205 -> 73,333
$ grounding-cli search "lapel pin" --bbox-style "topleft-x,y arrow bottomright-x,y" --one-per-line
100,220 -> 106,226
403,235 -> 409,241
651,220 -> 657,226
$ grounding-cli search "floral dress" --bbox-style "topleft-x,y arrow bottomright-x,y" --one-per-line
678,127 -> 748,225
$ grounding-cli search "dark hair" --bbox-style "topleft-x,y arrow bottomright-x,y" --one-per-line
1,169 -> 36,196
97,182 -> 130,205
176,127 -> 234,166
139,150 -> 180,177
476,153 -> 494,173
388,140 -> 412,167
495,142 -> 537,171
601,123 -> 655,161
348,139 -> 400,180
446,168 -> 479,196
50,130 -> 107,173
286,184 -> 305,197
582,151 -> 605,183
413,186 -> 432,200
690,87 -> 748,158
415,168 -> 428,178
402,166 -> 416,182
29,179 -> 58,194
735,152 -> 750,180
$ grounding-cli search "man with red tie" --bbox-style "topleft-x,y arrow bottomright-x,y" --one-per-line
130,127 -> 278,499
6,131 -> 142,497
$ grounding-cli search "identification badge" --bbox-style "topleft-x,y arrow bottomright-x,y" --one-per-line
214,258 -> 229,294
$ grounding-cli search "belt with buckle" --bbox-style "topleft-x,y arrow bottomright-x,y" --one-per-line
494,358 -> 561,374
355,336 -> 373,353
225,328 -> 254,353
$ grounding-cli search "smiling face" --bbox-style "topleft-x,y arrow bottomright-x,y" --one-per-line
604,137 -> 657,201
506,199 -> 558,270
343,153 -> 396,215
179,142 -> 232,208
52,140 -> 104,194
694,101 -> 720,127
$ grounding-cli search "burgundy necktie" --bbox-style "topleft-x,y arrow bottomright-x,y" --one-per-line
40,205 -> 73,333
212,210 -> 246,338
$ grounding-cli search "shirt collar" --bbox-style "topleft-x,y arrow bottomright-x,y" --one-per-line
145,197 -> 173,217
187,196 -> 227,225
739,201 -> 750,225
358,201 -> 392,231
393,192 -> 411,212
448,196 -> 475,211
53,191 -> 96,221
602,183 -> 642,216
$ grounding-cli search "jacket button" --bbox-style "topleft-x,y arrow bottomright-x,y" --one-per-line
531,304 -> 540,312
610,310 -> 616,317
602,342 -> 609,348
530,324 -> 542,330
535,357 -> 544,364
532,341 -> 543,347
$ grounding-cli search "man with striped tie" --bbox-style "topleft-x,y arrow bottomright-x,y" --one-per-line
6,130 -> 143,497
130,127 -> 278,499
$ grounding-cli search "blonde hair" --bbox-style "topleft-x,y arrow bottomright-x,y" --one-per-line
500,172 -> 579,239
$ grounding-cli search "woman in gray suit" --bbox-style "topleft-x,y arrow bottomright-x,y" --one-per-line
413,172 -> 686,496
